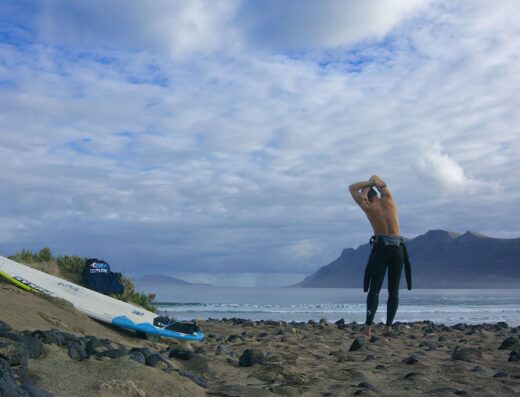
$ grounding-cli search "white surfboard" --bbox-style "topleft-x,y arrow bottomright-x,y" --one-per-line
0,255 -> 203,341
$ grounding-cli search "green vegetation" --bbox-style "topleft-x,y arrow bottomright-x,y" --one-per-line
7,248 -> 156,312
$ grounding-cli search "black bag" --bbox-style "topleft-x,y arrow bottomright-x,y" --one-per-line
82,258 -> 124,295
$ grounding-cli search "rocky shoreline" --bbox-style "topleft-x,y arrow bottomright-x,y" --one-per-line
1,317 -> 520,396
1,281 -> 520,396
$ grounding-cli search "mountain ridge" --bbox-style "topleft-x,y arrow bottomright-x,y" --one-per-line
294,230 -> 520,288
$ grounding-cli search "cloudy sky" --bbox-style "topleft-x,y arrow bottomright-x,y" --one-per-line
0,0 -> 519,286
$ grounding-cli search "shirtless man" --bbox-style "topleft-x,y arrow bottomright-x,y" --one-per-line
349,175 -> 411,337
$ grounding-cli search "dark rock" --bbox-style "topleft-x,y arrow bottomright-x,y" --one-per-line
451,346 -> 482,362
102,348 -> 126,359
215,344 -> 230,356
257,332 -> 269,338
67,342 -> 87,362
404,354 -> 420,365
238,349 -> 266,367
453,323 -> 467,331
145,353 -> 163,368
241,321 -> 255,327
497,321 -> 509,329
419,341 -> 436,351
408,335 -> 417,340
128,351 -> 145,365
20,383 -> 55,397
348,337 -> 366,352
357,382 -> 379,392
369,336 -> 380,343
194,347 -> 206,355
508,350 -> 520,362
227,334 -> 243,343
85,337 -> 100,356
178,370 -> 209,389
498,336 -> 518,350
404,372 -> 421,379
0,322 -> 12,338
438,336 -> 446,341
493,371 -> 508,378
363,354 -> 376,362
32,330 -> 67,346
0,358 -> 19,397
169,348 -> 194,361
264,320 -> 282,327
0,342 -> 28,368
430,387 -> 458,394
307,320 -> 317,327
335,319 -> 345,326
274,329 -> 285,336
471,366 -> 486,373
375,364 -> 385,370
13,336 -> 42,360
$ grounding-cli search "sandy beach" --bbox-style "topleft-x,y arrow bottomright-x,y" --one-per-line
1,282 -> 519,397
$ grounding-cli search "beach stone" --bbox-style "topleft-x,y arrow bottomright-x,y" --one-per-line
0,358 -> 19,397
348,337 -> 366,352
0,322 -> 12,338
404,372 -> 421,379
404,354 -> 420,365
419,341 -> 436,351
238,349 -> 266,367
451,346 -> 482,362
307,320 -> 317,327
375,364 -> 385,370
257,332 -> 269,338
168,348 -> 194,361
128,351 -> 145,365
357,382 -> 379,393
102,348 -> 126,359
194,346 -> 206,355
453,323 -> 467,331
20,383 -> 54,397
67,342 -> 87,362
32,330 -> 67,346
369,336 -> 380,343
364,354 -> 376,362
498,336 -> 519,350
471,366 -> 486,373
264,320 -> 282,327
508,350 -> 520,362
497,321 -> 509,329
335,319 -> 345,326
98,379 -> 146,397
227,334 -> 243,343
215,344 -> 231,356
0,342 -> 28,368
13,337 -> 42,360
241,320 -> 255,327
85,337 -> 101,355
493,371 -> 508,378
144,353 -> 164,368
438,336 -> 446,342
178,370 -> 208,389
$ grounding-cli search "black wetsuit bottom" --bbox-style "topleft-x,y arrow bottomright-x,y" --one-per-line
365,244 -> 404,326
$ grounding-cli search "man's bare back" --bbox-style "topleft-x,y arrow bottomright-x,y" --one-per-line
348,175 -> 400,236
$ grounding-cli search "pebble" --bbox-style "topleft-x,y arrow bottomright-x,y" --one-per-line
67,342 -> 87,362
451,346 -> 482,362
508,350 -> 520,362
168,348 -> 194,361
238,349 -> 266,367
349,337 -> 366,352
404,354 -> 420,365
498,336 -> 518,350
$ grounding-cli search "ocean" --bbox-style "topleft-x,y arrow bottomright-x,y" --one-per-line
139,285 -> 520,326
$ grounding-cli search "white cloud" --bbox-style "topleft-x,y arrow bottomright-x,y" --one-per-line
1,0 -> 519,283
417,143 -> 501,195
241,0 -> 431,49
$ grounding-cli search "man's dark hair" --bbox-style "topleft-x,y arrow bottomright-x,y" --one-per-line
367,187 -> 378,201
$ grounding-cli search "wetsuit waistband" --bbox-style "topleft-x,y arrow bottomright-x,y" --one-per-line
371,235 -> 403,247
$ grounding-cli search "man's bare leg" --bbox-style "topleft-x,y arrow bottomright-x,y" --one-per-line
362,325 -> 372,337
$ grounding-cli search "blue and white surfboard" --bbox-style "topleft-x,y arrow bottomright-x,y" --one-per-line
0,256 -> 204,341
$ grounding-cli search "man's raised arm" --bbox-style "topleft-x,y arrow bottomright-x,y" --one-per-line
369,175 -> 392,199
349,180 -> 372,207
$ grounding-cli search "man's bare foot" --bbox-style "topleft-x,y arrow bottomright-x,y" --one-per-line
362,325 -> 372,338
383,325 -> 392,337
